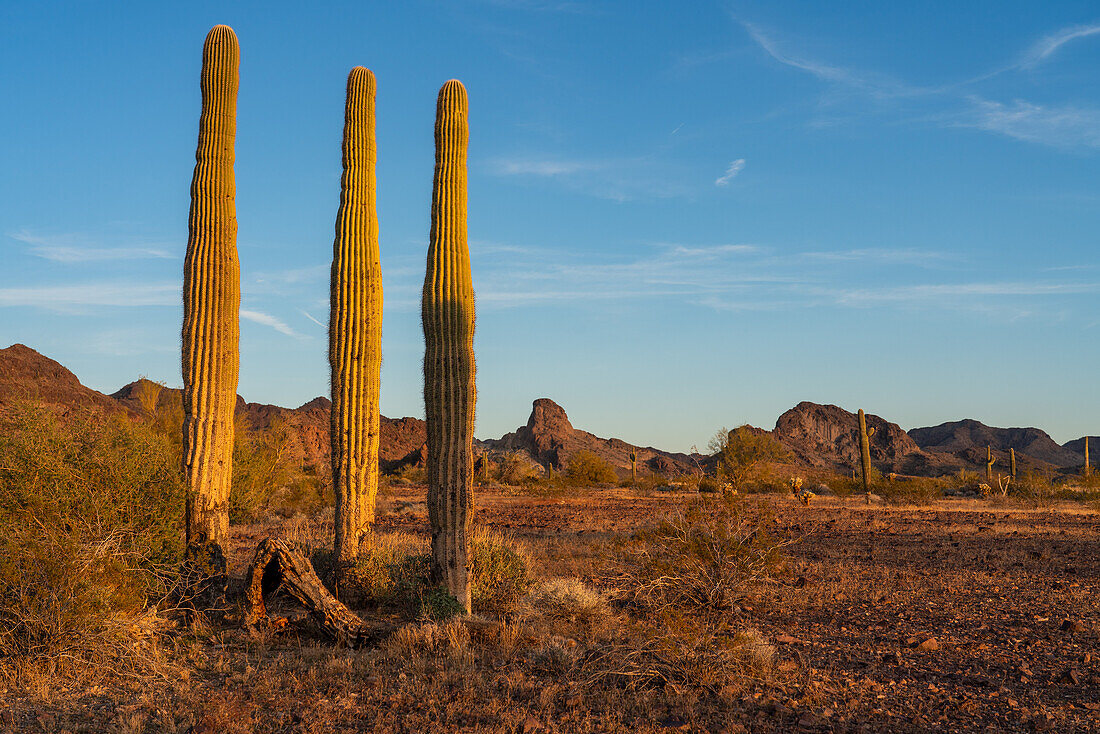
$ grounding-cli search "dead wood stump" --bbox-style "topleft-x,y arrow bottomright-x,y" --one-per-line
244,537 -> 384,646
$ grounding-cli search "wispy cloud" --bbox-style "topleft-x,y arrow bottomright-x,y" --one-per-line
1020,23 -> 1100,68
0,282 -> 179,309
738,18 -> 1100,150
715,159 -> 745,186
824,281 -> 1099,306
666,244 -> 759,258
300,309 -> 327,329
741,22 -> 924,99
802,248 -> 958,265
952,97 -> 1100,149
10,229 -> 175,262
240,309 -> 306,339
488,156 -> 690,201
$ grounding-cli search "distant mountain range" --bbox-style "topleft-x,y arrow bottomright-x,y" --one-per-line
1,343 -> 1092,479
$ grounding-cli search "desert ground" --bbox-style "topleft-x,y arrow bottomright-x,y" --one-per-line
5,484 -> 1098,733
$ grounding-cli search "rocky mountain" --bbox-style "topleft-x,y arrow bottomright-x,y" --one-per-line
908,420 -> 1081,468
771,402 -> 938,475
483,398 -> 699,474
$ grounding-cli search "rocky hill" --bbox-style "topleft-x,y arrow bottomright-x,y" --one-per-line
1061,436 -> 1096,461
771,402 -> 943,475
908,419 -> 1081,468
483,398 -> 699,474
0,343 -> 130,416
3,345 -> 426,473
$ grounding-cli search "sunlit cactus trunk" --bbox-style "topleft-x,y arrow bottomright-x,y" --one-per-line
1010,448 -> 1017,479
857,409 -> 875,501
330,67 -> 383,564
182,25 -> 240,549
422,80 -> 475,614
985,445 -> 995,482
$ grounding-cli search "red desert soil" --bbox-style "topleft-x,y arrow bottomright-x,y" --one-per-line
8,488 -> 1100,733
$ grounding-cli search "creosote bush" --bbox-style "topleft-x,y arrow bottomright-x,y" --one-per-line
619,496 -> 789,623
709,425 -> 787,494
0,405 -> 183,669
565,450 -> 618,486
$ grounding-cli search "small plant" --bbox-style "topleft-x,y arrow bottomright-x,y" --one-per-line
499,451 -> 538,485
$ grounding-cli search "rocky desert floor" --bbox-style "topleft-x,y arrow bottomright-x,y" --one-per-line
4,486 -> 1099,733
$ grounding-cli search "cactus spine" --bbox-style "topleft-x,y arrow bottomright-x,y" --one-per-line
330,67 -> 383,564
858,409 -> 875,499
1010,448 -> 1016,478
985,445 -> 996,481
182,25 -> 240,549
423,80 -> 475,614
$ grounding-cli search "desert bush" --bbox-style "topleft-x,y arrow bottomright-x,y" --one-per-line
499,451 -> 539,485
565,450 -> 618,486
619,496 -> 789,622
876,476 -> 942,505
708,426 -> 787,493
230,417 -> 296,522
0,405 -> 181,671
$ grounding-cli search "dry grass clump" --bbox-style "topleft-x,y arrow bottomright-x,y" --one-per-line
469,527 -> 534,617
525,578 -> 608,623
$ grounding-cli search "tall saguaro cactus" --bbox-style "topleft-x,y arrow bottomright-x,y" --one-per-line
423,80 -> 475,614
858,409 -> 875,500
330,67 -> 383,564
1086,437 -> 1091,479
1010,448 -> 1017,479
985,446 -> 996,482
182,25 -> 240,549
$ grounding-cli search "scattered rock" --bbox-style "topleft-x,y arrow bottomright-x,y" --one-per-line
906,636 -> 940,651
1059,619 -> 1087,633
1057,668 -> 1082,685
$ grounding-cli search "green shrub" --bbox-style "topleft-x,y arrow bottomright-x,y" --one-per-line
565,450 -> 618,486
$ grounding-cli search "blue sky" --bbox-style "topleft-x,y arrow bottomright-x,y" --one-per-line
1,0 -> 1097,450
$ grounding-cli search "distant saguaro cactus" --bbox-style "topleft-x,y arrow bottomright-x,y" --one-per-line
630,448 -> 638,485
182,25 -> 240,550
330,67 -> 383,565
857,409 -> 876,500
423,79 -> 475,614
1009,448 -> 1017,479
1086,437 -> 1091,479
985,446 -> 996,482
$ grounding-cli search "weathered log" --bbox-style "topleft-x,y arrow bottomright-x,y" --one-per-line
244,537 -> 382,645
